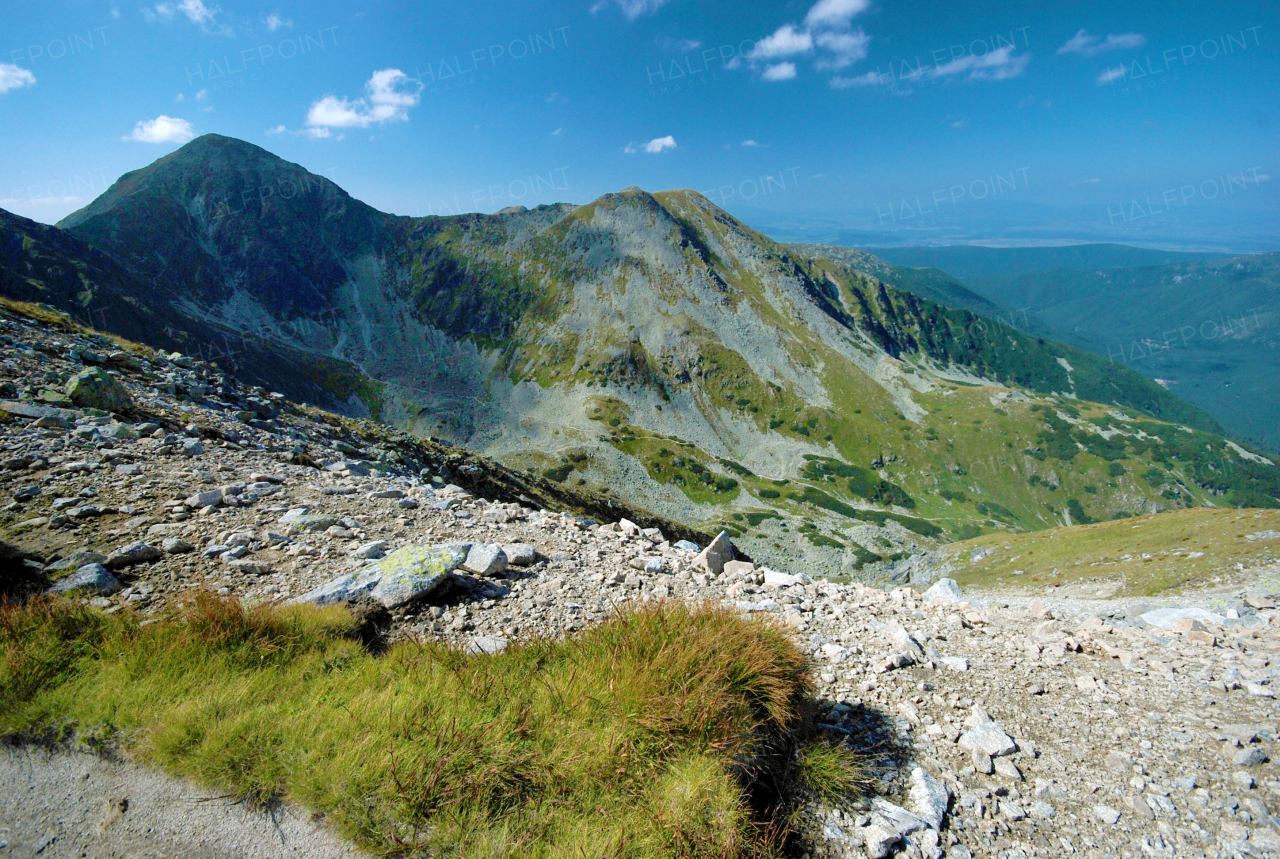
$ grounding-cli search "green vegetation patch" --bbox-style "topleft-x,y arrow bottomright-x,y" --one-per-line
801,456 -> 915,509
1,594 -> 866,859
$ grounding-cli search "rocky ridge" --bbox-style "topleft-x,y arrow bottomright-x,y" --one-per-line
1,307 -> 1279,859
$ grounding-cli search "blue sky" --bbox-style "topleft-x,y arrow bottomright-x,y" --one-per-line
1,0 -> 1276,249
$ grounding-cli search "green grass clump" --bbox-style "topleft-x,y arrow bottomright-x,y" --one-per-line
1,593 -> 862,858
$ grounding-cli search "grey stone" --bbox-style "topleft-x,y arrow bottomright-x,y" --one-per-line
1093,804 -> 1121,825
501,543 -> 537,566
1139,607 -> 1225,630
889,624 -> 925,661
466,636 -> 509,655
1028,800 -> 1056,819
180,438 -> 204,456
225,559 -> 270,576
998,800 -> 1026,821
463,544 -> 508,577
863,824 -> 900,859
762,569 -> 799,588
104,542 -> 162,570
940,656 -> 969,671
184,489 -> 223,508
287,514 -> 340,533
278,507 -> 311,524
871,798 -> 928,836
65,368 -> 133,413
959,722 -> 1017,757
971,748 -> 993,775
47,563 -> 121,596
160,537 -> 194,554
291,571 -> 378,607
922,578 -> 962,602
1233,747 -> 1269,767
692,530 -> 733,576
673,539 -> 699,552
994,758 -> 1023,782
643,558 -> 665,574
49,551 -> 107,571
353,541 -> 389,560
908,767 -> 949,830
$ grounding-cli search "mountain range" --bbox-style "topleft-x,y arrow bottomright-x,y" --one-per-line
3,134 -> 1277,578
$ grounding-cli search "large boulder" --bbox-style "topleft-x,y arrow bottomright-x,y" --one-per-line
293,543 -> 467,609
922,578 -> 962,602
692,530 -> 734,576
47,563 -> 121,596
65,368 -> 133,413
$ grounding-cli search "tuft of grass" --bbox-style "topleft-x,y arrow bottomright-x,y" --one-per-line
0,593 -> 865,858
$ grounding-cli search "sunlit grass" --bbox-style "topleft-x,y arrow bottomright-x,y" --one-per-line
1,592 -> 865,858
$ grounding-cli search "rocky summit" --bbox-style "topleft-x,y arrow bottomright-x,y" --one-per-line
1,282 -> 1278,859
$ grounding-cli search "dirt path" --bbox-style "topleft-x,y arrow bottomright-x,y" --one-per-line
0,747 -> 365,859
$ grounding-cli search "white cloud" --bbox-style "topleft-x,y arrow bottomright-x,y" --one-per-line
951,119 -> 966,129
658,36 -> 702,53
265,125 -> 287,136
263,12 -> 291,32
644,135 -> 676,153
1086,177 -> 1100,183
762,62 -> 798,81
123,115 -> 195,144
551,127 -> 564,136
814,28 -> 870,70
1256,173 -> 1272,182
174,93 -> 185,102
110,5 -> 120,18
195,88 -> 208,100
0,64 -> 36,93
148,0 -> 231,34
803,0 -> 871,29
741,139 -> 764,147
305,69 -> 422,133
1057,29 -> 1146,57
595,0 -> 673,20
745,1 -> 872,81
1096,65 -> 1127,85
932,44 -> 1030,81
749,24 -> 813,61
829,69 -> 884,88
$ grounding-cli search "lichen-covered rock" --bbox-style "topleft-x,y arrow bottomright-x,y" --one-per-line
65,368 -> 133,413
294,544 -> 467,609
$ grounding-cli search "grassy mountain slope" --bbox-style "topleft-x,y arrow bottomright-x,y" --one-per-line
9,135 -> 1276,578
962,254 -> 1280,452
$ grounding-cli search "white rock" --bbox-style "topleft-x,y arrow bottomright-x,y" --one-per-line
1139,607 -> 1225,630
762,569 -> 799,588
958,722 -> 1017,757
922,578 -> 962,602
908,767 -> 949,830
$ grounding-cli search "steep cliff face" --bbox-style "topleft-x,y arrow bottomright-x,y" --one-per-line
6,134 -> 1270,577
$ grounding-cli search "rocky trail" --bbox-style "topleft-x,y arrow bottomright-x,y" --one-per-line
0,306 -> 1278,859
